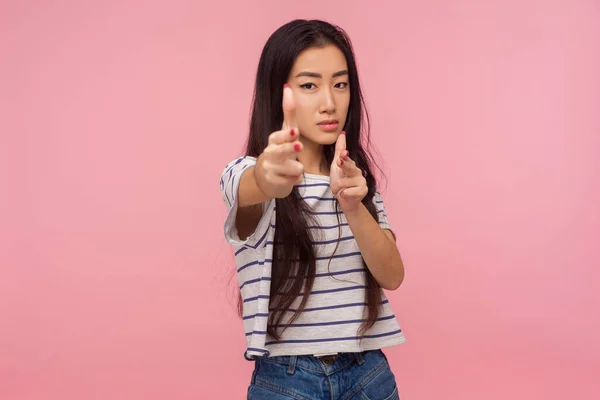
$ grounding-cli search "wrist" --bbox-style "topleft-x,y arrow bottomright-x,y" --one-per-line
340,200 -> 365,218
253,159 -> 271,198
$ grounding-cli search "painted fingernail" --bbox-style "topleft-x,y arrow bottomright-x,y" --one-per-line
340,131 -> 346,135
294,143 -> 301,152
290,128 -> 295,137
284,83 -> 291,89
344,150 -> 349,158
339,158 -> 344,165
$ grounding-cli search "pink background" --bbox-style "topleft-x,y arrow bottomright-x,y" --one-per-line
2,1 -> 599,399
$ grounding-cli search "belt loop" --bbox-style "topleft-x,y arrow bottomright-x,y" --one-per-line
287,356 -> 297,375
355,352 -> 365,366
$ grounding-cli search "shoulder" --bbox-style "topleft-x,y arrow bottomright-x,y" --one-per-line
221,156 -> 258,176
372,189 -> 386,204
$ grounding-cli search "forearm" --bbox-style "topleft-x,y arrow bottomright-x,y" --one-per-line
344,203 -> 404,290
237,166 -> 273,207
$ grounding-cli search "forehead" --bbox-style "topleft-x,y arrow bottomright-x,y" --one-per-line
290,45 -> 348,75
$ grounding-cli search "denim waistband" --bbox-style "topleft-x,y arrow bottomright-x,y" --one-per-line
255,349 -> 385,375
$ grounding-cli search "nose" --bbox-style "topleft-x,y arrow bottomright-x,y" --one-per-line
319,88 -> 336,114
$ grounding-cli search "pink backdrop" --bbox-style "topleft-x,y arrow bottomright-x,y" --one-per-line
2,1 -> 599,399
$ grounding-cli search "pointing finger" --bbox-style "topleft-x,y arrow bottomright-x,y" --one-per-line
282,84 -> 297,131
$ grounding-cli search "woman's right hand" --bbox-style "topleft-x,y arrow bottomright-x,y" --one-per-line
254,84 -> 304,199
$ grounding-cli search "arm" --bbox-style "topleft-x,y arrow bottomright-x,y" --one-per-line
329,132 -> 404,290
237,166 -> 272,208
344,203 -> 404,290
235,166 -> 270,240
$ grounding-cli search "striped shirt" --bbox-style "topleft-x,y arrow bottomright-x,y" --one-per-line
220,156 -> 406,360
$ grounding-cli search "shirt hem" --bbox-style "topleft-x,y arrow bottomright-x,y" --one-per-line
249,333 -> 406,359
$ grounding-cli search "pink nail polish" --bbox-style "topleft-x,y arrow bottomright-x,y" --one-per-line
290,128 -> 295,137
284,83 -> 291,89
340,131 -> 346,135
294,143 -> 301,152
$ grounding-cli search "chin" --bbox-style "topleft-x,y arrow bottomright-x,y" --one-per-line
319,137 -> 338,145
304,131 -> 340,146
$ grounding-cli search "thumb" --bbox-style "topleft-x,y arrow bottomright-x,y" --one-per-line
281,84 -> 297,131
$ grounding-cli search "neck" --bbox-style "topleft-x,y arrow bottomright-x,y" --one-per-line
298,137 -> 329,175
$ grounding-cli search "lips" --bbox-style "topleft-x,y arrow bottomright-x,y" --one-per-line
318,119 -> 339,125
317,120 -> 339,132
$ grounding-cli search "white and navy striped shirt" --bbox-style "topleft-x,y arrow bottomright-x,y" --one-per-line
220,156 -> 406,360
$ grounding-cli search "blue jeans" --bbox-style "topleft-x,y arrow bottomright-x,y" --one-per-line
247,349 -> 399,400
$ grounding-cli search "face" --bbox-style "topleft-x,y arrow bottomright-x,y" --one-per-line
287,44 -> 350,146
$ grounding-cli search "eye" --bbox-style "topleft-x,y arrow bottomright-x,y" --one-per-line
335,82 -> 348,89
300,83 -> 316,90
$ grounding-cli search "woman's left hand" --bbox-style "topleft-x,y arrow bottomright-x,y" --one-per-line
330,131 -> 368,213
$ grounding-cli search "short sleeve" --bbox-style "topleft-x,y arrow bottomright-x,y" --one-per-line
372,191 -> 395,240
220,156 -> 275,247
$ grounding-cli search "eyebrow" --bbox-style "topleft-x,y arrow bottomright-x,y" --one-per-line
295,70 -> 349,78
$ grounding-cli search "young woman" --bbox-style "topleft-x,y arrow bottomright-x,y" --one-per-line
220,19 -> 406,400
